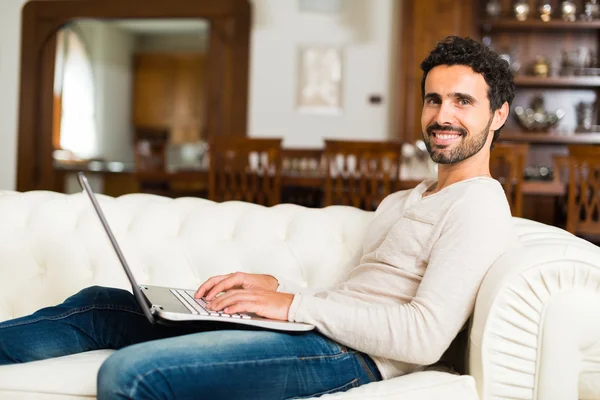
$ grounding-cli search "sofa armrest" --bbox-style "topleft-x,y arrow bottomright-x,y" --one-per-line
469,237 -> 600,400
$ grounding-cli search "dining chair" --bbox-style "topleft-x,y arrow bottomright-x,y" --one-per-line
322,139 -> 402,211
208,136 -> 283,206
490,143 -> 529,217
565,145 -> 600,241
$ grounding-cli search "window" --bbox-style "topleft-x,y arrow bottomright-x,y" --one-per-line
54,27 -> 98,159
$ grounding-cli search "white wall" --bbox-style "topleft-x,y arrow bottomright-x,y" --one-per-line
77,21 -> 135,163
0,0 -> 27,190
249,0 -> 398,148
0,0 -> 399,190
92,23 -> 135,163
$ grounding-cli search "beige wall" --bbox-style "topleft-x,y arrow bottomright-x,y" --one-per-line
0,0 -> 27,190
82,22 -> 136,163
249,0 -> 398,148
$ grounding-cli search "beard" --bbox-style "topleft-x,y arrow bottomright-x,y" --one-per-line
422,116 -> 493,164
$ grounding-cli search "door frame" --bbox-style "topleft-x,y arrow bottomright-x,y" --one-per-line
17,0 -> 251,191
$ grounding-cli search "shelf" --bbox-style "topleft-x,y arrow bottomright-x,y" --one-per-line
481,18 -> 600,30
500,131 -> 600,144
522,180 -> 565,196
514,75 -> 600,88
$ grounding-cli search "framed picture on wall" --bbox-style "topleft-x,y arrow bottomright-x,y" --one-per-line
296,45 -> 343,114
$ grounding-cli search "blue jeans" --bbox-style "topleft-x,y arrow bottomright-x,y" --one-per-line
0,286 -> 381,399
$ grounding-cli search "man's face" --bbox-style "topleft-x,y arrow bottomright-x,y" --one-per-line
421,65 -> 494,165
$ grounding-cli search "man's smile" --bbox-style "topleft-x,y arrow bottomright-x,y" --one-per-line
430,130 -> 464,146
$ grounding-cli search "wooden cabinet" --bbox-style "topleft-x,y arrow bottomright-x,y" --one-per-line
172,55 -> 207,144
476,0 -> 600,225
133,54 -> 174,128
478,0 -> 600,172
133,53 -> 206,144
397,0 -> 478,142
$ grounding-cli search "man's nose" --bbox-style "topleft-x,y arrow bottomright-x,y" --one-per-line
435,102 -> 455,125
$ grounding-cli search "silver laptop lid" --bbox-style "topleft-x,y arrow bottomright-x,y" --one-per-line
77,172 -> 156,324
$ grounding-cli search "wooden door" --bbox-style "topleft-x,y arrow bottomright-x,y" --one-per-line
17,0 -> 251,192
172,54 -> 206,143
133,54 -> 176,128
133,53 -> 206,144
397,0 -> 478,142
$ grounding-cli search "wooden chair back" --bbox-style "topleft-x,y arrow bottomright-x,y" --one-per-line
208,137 -> 282,206
490,143 -> 528,217
566,145 -> 600,237
323,140 -> 402,211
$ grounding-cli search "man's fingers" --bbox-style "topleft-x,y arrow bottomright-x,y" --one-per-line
207,290 -> 246,310
223,302 -> 258,315
194,274 -> 230,298
208,290 -> 258,311
205,273 -> 244,301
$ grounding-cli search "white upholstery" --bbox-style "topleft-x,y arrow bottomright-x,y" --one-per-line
319,371 -> 478,400
0,350 -> 112,398
469,218 -> 600,400
0,191 -> 599,400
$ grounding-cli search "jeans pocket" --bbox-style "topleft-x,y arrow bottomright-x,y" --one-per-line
298,334 -> 348,360
354,352 -> 381,383
287,378 -> 359,399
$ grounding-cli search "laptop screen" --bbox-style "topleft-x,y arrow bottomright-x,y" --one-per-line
77,172 -> 156,324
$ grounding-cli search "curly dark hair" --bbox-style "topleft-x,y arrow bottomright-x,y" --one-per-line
420,36 -> 515,145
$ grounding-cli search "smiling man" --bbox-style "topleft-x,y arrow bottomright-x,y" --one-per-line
0,36 -> 518,400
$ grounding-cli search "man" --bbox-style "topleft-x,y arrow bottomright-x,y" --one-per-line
0,36 -> 516,399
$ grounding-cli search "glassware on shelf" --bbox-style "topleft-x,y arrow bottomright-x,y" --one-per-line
539,2 -> 552,21
576,101 -> 596,131
486,0 -> 502,18
514,95 -> 566,132
524,165 -> 553,181
583,0 -> 600,20
561,47 -> 599,75
514,0 -> 530,21
496,44 -> 522,74
532,56 -> 551,77
562,1 -> 577,21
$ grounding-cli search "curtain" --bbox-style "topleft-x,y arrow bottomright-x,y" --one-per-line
55,27 -> 98,159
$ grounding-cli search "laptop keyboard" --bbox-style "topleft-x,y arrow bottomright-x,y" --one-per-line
170,289 -> 251,320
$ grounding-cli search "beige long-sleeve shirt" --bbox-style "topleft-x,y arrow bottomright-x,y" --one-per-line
277,177 -> 517,380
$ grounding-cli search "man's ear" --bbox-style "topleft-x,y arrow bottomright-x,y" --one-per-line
490,102 -> 509,131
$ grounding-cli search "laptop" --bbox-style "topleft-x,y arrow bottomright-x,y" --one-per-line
77,172 -> 314,332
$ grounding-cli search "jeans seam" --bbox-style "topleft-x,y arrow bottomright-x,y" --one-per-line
0,305 -> 144,329
297,351 -> 351,361
125,356 -> 352,398
354,352 -> 378,383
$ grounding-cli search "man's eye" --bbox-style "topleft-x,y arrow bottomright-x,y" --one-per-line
459,99 -> 470,106
426,98 -> 440,105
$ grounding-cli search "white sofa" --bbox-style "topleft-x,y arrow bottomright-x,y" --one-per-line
0,190 -> 598,400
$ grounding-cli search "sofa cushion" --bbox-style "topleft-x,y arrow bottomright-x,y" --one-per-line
318,371 -> 478,399
0,351 -> 477,400
0,350 -> 113,398
0,192 -> 372,322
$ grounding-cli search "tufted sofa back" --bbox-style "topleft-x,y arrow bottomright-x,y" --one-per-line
0,191 -> 372,322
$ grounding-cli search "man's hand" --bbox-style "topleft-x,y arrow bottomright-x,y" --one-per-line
194,272 -> 279,301
206,289 -> 294,321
